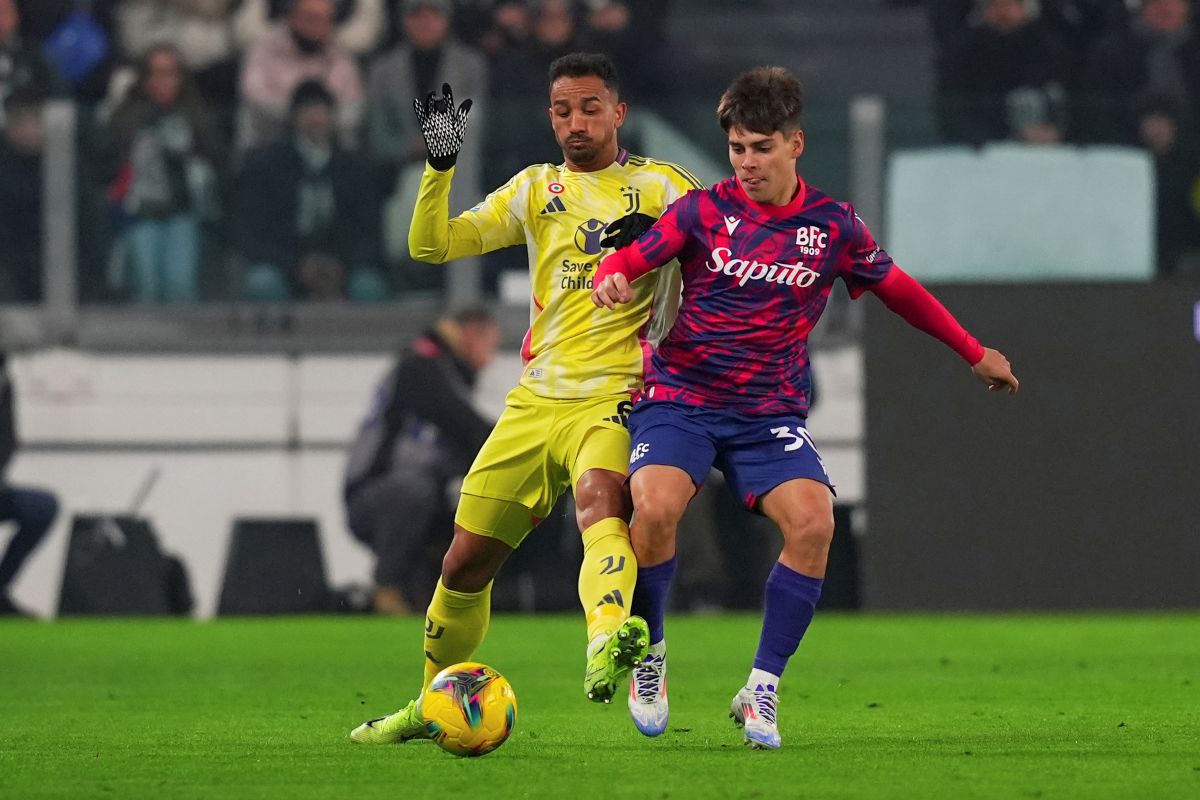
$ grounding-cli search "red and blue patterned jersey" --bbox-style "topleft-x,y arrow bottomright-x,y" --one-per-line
609,176 -> 894,417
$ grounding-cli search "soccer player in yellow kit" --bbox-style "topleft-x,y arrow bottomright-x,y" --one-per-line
351,53 -> 703,744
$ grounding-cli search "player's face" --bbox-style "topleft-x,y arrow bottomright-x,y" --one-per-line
548,75 -> 627,172
728,126 -> 805,206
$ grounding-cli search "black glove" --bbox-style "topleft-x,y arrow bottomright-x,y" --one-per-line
412,82 -> 473,171
600,212 -> 657,250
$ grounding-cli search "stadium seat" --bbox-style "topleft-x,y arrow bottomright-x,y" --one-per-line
886,144 -> 1155,281
217,518 -> 333,615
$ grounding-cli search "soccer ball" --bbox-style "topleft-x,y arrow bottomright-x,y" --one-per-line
422,662 -> 518,757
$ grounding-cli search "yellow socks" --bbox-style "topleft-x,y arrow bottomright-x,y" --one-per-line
578,517 -> 638,642
422,578 -> 493,689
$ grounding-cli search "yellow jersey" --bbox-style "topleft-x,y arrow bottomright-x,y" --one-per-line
409,148 -> 703,400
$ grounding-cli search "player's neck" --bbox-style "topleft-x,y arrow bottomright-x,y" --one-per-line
563,141 -> 620,173
762,174 -> 801,207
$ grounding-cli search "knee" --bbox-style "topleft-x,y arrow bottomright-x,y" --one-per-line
631,484 -> 688,538
440,531 -> 503,592
574,473 -> 630,531
780,508 -> 835,553
18,489 -> 59,533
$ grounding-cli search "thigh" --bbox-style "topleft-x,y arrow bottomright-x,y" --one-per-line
626,401 -> 718,489
460,386 -> 565,534
716,416 -> 834,511
556,393 -> 635,490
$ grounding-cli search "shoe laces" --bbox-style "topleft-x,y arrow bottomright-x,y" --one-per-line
750,683 -> 778,725
633,654 -> 665,702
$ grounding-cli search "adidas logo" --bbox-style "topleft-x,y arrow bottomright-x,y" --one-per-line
597,589 -> 625,607
540,196 -> 567,214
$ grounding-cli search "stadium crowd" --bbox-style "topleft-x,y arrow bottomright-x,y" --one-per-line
932,0 -> 1200,275
0,0 -> 672,303
0,0 -> 1197,304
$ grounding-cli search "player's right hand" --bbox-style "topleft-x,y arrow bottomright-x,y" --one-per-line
412,82 -> 472,171
972,347 -> 1019,394
592,272 -> 633,309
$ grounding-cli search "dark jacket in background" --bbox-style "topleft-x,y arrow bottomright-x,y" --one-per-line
1080,26 -> 1200,144
937,21 -> 1070,145
343,328 -> 493,501
234,138 -> 379,277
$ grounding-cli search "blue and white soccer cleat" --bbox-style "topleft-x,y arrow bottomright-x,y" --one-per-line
628,649 -> 668,736
729,683 -> 781,749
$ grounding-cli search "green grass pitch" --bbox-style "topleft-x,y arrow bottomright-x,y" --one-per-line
3,613 -> 1197,799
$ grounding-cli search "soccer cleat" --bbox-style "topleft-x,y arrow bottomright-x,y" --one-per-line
349,697 -> 431,744
729,684 -> 781,750
584,615 -> 650,704
628,649 -> 668,736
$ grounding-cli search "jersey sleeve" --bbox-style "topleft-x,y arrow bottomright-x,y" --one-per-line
837,203 -> 894,299
408,163 -> 526,263
595,191 -> 696,284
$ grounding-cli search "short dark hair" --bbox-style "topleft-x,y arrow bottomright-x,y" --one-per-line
717,66 -> 805,135
450,306 -> 497,328
548,52 -> 620,97
290,79 -> 335,113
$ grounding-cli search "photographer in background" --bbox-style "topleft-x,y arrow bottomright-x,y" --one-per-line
343,308 -> 499,614
0,352 -> 59,616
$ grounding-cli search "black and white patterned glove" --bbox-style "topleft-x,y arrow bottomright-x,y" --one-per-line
600,213 -> 658,250
412,82 -> 473,171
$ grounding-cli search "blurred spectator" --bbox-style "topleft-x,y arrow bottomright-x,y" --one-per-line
107,44 -> 221,303
1138,97 -> 1200,274
0,91 -> 44,302
1080,0 -> 1200,145
234,80 -> 385,301
0,0 -> 67,121
455,1 -> 531,58
0,351 -> 59,617
236,0 -> 364,153
493,0 -> 579,96
937,0 -> 1071,145
366,0 -> 486,264
579,0 -> 671,103
487,0 -> 578,182
343,307 -> 498,614
0,91 -> 109,303
1079,0 -> 1200,274
114,0 -> 242,105
234,0 -> 385,59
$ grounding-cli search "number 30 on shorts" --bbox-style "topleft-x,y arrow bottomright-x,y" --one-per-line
770,426 -> 815,452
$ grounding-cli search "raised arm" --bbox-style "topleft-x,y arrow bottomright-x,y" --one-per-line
408,84 -> 521,264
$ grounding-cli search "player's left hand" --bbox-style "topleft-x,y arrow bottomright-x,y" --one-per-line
412,82 -> 473,171
592,272 -> 633,309
600,213 -> 656,250
972,347 -> 1019,394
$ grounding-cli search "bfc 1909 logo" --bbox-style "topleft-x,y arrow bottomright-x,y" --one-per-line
795,225 -> 828,257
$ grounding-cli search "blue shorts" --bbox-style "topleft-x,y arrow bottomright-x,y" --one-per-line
627,400 -> 834,510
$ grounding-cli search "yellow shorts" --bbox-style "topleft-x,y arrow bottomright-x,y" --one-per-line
456,385 -> 633,548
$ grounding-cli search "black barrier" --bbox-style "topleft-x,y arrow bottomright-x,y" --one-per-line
58,515 -> 193,616
863,282 -> 1200,610
217,518 -> 332,614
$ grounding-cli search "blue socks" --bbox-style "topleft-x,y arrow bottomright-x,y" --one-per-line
752,561 -> 824,677
630,556 -> 676,645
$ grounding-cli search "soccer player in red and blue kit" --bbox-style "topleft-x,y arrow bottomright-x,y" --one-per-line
591,66 -> 1019,750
